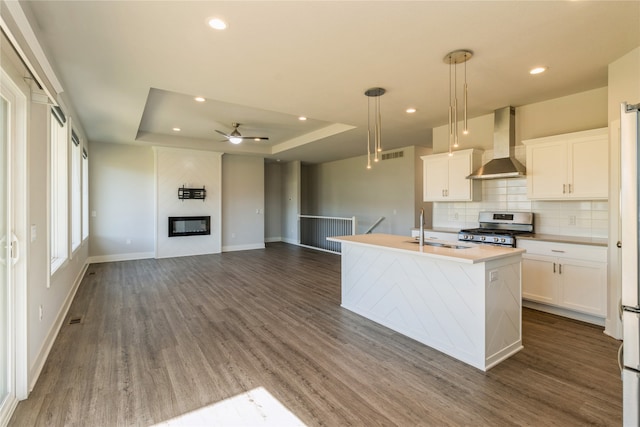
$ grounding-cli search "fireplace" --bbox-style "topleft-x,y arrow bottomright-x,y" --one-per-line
168,216 -> 211,237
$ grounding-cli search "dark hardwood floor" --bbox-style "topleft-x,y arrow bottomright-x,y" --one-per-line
10,243 -> 622,426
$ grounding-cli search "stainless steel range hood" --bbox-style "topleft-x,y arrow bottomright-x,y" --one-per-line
466,106 -> 526,180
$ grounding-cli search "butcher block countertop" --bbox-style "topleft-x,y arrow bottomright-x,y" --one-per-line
327,233 -> 524,264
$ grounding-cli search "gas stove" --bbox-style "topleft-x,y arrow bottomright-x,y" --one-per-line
458,212 -> 534,247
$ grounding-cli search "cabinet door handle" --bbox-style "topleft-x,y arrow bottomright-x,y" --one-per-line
559,264 -> 562,274
568,184 -> 572,193
551,249 -> 565,253
563,184 -> 566,194
553,262 -> 556,273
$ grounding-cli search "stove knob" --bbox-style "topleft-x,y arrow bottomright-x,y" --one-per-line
493,237 -> 500,243
480,236 -> 486,241
501,238 -> 506,243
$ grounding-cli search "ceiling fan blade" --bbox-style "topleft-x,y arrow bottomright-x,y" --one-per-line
240,136 -> 270,141
214,129 -> 231,138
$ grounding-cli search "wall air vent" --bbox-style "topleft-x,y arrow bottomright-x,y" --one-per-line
381,151 -> 404,161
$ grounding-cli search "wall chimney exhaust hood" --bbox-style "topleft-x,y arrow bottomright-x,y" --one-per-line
466,106 -> 526,180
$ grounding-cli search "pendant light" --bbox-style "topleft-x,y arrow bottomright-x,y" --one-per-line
443,50 -> 472,155
364,87 -> 385,169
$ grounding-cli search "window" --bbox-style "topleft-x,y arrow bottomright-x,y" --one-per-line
50,106 -> 68,273
70,129 -> 81,251
82,147 -> 89,240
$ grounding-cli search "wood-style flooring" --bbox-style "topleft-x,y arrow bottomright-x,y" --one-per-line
10,243 -> 622,426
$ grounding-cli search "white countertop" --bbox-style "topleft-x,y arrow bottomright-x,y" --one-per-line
411,227 -> 460,234
517,234 -> 608,247
328,233 -> 524,264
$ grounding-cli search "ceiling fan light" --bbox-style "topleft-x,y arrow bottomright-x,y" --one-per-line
530,66 -> 547,75
208,18 -> 227,30
229,136 -> 243,144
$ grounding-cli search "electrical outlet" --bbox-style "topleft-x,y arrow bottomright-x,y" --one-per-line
126,239 -> 131,245
490,270 -> 499,282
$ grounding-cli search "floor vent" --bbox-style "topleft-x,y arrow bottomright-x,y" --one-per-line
382,151 -> 403,161
69,316 -> 83,325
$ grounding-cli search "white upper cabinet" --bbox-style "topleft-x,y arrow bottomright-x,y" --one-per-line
422,149 -> 483,202
523,128 -> 608,200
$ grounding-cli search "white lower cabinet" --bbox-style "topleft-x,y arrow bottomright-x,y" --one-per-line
517,239 -> 607,318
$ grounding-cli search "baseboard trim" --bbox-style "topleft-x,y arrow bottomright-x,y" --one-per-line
281,237 -> 299,245
28,261 -> 89,393
523,300 -> 605,327
264,237 -> 282,243
222,243 -> 266,252
86,252 -> 155,264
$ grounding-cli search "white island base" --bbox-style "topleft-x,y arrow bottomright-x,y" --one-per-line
329,234 -> 524,371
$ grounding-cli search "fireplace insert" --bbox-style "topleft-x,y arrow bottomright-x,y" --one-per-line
168,216 -> 211,237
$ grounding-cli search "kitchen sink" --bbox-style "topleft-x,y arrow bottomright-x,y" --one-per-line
407,240 -> 471,249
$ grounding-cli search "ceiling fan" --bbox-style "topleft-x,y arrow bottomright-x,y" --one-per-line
215,122 -> 269,144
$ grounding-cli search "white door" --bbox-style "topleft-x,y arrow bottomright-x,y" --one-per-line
526,141 -> 567,199
0,78 -> 15,426
447,153 -> 472,200
0,67 -> 27,425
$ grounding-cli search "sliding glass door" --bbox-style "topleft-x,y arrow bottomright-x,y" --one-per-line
0,63 -> 27,424
0,84 -> 12,422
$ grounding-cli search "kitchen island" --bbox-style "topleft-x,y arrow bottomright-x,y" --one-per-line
327,233 -> 525,371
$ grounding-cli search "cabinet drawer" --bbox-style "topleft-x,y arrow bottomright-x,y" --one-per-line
517,239 -> 607,262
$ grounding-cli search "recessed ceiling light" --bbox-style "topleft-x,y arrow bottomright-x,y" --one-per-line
406,108 -> 417,114
208,18 -> 227,30
298,116 -> 307,121
172,127 -> 181,132
194,96 -> 206,102
530,66 -> 547,75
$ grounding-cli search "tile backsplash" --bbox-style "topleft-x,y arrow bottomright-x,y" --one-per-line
432,148 -> 609,238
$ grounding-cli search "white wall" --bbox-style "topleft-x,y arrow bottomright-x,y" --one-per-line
281,161 -> 300,244
155,147 -> 222,258
303,146 -> 426,235
88,143 -> 155,261
433,87 -> 608,154
264,162 -> 283,242
89,146 -> 268,257
1,31 -> 89,392
221,154 -> 265,251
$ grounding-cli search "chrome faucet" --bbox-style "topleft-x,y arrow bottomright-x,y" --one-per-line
419,208 -> 425,247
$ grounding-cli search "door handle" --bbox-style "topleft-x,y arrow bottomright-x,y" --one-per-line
617,241 -> 622,248
11,232 -> 19,265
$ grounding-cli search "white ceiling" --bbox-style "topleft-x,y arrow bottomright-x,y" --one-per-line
21,1 -> 640,164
